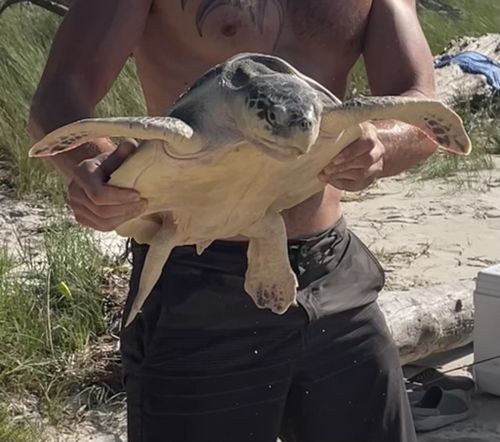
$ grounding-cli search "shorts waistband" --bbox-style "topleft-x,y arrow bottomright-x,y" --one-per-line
287,216 -> 346,246
129,216 -> 347,258
205,216 -> 347,251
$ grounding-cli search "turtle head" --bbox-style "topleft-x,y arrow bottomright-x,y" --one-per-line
221,55 -> 322,160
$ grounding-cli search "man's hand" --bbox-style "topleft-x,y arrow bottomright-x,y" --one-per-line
318,123 -> 385,192
67,139 -> 147,231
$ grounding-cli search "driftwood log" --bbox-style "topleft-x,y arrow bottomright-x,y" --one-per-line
435,33 -> 500,106
378,282 -> 475,365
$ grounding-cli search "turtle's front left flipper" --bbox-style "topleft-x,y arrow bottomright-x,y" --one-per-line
241,211 -> 298,314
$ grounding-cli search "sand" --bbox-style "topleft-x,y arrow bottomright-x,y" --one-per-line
343,160 -> 500,291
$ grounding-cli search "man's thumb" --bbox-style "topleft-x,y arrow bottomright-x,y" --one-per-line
100,138 -> 138,179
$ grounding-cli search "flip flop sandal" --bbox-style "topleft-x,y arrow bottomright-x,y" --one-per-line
411,385 -> 472,432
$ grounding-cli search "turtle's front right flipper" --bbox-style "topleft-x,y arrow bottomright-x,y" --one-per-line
322,96 -> 472,155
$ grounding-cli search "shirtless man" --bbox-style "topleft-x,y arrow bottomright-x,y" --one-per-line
29,1 -> 437,441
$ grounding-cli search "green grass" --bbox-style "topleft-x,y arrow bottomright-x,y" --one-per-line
0,213 -> 117,424
0,6 -> 140,431
0,6 -> 145,199
418,0 -> 500,54
0,407 -> 39,442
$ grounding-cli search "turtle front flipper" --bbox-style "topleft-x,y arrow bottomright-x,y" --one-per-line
241,211 -> 298,314
322,96 -> 472,155
124,216 -> 179,328
28,116 -> 203,158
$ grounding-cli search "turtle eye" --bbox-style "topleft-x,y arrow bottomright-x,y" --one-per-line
266,109 -> 276,124
229,66 -> 250,88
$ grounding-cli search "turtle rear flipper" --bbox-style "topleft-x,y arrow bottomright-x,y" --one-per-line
242,211 -> 298,314
124,216 -> 180,327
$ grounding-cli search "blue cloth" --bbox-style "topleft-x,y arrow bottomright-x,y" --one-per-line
435,50 -> 500,91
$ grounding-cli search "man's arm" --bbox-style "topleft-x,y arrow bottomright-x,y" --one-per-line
363,0 -> 437,177
321,0 -> 438,190
363,0 -> 435,97
29,0 -> 152,177
29,0 -> 152,230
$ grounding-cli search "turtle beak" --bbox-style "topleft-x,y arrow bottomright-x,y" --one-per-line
288,130 -> 318,155
279,111 -> 319,155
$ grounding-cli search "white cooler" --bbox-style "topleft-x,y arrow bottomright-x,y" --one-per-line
473,263 -> 500,396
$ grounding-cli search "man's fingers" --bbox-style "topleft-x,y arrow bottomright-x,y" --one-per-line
90,138 -> 143,204
328,124 -> 379,167
69,143 -> 142,205
69,189 -> 146,220
325,139 -> 376,172
85,182 -> 145,206
69,172 -> 144,206
329,177 -> 375,192
72,209 -> 133,232
325,153 -> 382,175
67,177 -> 146,233
322,162 -> 382,181
320,160 -> 381,181
99,138 -> 138,178
64,139 -> 147,232
330,178 -> 362,192
68,189 -> 146,230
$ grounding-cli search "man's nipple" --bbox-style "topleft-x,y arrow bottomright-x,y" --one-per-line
220,20 -> 241,37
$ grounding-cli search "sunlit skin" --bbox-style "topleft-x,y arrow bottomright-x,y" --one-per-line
29,0 -> 438,239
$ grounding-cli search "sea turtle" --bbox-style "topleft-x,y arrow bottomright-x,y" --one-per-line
29,52 -> 472,327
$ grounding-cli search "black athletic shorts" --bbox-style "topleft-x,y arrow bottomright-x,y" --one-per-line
120,217 -> 417,442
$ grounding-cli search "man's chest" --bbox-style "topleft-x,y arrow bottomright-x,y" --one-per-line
284,0 -> 373,47
137,0 -> 373,112
149,0 -> 372,55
